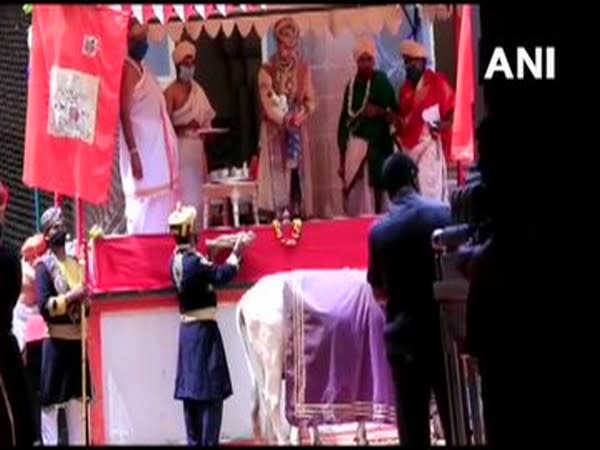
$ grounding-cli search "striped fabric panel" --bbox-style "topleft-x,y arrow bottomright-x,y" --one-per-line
112,4 -> 270,23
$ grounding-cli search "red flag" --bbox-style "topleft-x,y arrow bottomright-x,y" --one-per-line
23,5 -> 129,205
450,5 -> 475,164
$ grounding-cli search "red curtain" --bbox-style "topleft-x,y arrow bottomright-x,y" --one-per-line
23,5 -> 129,205
450,5 -> 475,164
91,219 -> 375,294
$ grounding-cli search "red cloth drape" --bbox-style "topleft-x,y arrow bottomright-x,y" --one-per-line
397,70 -> 456,155
91,219 -> 375,294
23,5 -> 129,204
450,5 -> 475,164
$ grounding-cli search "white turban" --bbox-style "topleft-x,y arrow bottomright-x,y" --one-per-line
399,40 -> 428,59
353,36 -> 377,61
172,41 -> 197,66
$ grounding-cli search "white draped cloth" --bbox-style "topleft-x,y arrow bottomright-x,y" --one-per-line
12,260 -> 43,352
170,80 -> 216,214
343,137 -> 390,217
118,58 -> 179,234
405,127 -> 448,203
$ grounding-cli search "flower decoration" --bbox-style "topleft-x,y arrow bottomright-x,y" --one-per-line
272,216 -> 303,248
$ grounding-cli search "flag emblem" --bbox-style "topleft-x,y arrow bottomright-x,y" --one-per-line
47,66 -> 100,145
82,35 -> 99,57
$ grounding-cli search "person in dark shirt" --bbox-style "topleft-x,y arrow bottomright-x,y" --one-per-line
460,115 -> 510,447
168,203 -> 244,446
0,181 -> 38,447
367,153 -> 452,447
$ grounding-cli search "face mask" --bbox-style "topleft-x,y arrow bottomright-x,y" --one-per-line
129,41 -> 149,62
178,65 -> 195,82
357,64 -> 374,79
49,230 -> 67,248
405,66 -> 424,83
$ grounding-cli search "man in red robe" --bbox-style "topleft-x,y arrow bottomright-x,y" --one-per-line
395,40 -> 455,202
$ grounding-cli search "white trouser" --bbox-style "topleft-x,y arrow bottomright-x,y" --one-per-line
41,399 -> 84,446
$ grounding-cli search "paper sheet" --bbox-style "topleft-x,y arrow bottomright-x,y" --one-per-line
422,104 -> 440,125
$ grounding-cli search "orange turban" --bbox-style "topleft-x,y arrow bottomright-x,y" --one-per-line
21,234 -> 46,260
172,40 -> 197,65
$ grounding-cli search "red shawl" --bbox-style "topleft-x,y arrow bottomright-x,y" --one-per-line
396,70 -> 455,157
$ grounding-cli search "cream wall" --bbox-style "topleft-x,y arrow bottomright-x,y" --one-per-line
99,304 -> 254,444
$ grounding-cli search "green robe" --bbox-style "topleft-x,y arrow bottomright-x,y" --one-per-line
337,70 -> 399,189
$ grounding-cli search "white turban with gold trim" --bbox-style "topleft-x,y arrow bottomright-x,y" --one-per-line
399,40 -> 428,59
172,40 -> 197,66
273,16 -> 300,48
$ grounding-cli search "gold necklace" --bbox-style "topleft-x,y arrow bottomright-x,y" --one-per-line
347,75 -> 372,120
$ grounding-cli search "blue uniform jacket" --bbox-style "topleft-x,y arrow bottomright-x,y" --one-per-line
170,248 -> 239,402
368,191 -> 451,356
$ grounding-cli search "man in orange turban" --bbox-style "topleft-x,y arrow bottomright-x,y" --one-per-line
165,40 -> 216,223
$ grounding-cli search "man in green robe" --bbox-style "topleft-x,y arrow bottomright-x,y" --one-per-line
337,36 -> 399,216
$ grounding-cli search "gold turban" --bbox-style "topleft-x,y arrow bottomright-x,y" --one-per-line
168,203 -> 197,237
353,36 -> 377,61
273,16 -> 300,47
172,40 -> 197,66
399,40 -> 428,59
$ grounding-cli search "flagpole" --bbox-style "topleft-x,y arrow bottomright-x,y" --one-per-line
34,189 -> 41,232
75,197 -> 90,445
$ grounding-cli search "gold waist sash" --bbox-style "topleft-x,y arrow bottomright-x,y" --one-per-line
47,324 -> 83,340
181,307 -> 217,323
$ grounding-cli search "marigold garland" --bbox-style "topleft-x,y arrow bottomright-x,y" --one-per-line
272,217 -> 303,247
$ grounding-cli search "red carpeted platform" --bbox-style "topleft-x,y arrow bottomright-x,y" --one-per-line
90,217 -> 376,294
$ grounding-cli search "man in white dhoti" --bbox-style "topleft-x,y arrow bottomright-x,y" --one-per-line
164,40 -> 216,219
395,40 -> 455,203
337,37 -> 398,217
119,19 -> 179,234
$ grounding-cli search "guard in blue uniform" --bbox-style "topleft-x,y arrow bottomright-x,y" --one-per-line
168,204 -> 243,446
35,207 -> 91,446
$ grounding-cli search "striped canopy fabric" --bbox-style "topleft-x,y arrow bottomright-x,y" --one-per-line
109,4 -> 453,24
105,4 -> 453,42
110,4 -> 270,24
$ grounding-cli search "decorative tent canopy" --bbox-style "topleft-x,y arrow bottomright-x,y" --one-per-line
107,3 -> 453,42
